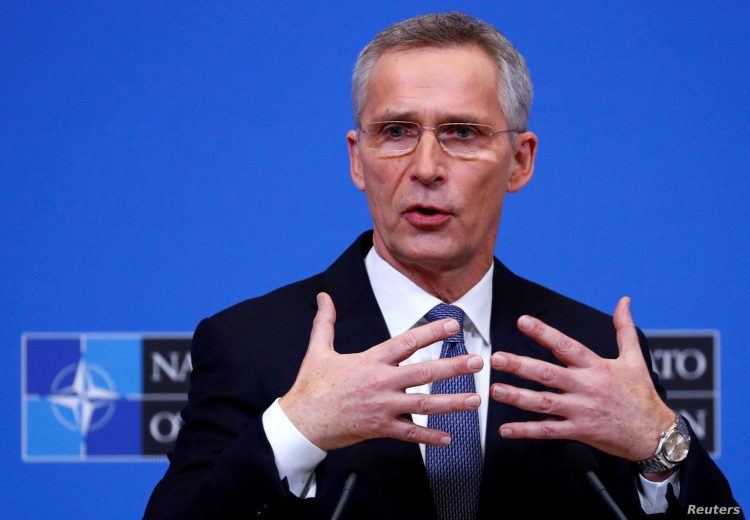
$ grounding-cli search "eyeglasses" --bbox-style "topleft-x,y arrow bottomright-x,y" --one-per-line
358,121 -> 522,158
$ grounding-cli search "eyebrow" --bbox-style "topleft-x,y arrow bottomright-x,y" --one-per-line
373,110 -> 490,125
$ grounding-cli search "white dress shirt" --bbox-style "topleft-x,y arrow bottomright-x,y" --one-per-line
261,246 -> 678,513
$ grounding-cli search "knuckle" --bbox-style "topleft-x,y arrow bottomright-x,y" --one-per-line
585,400 -> 607,421
508,356 -> 522,372
532,321 -> 546,337
366,373 -> 387,393
578,377 -> 597,396
415,396 -> 432,415
539,424 -> 555,438
555,335 -> 574,354
404,424 -> 420,442
578,416 -> 597,434
363,414 -> 382,434
415,364 -> 434,385
539,365 -> 556,384
403,332 -> 419,351
539,394 -> 554,413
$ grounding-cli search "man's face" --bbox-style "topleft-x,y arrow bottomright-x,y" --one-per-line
348,45 -> 536,276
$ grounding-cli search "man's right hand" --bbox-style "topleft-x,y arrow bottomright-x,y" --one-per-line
279,292 -> 483,452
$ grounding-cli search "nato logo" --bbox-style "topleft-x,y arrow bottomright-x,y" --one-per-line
646,330 -> 720,456
22,333 -> 192,462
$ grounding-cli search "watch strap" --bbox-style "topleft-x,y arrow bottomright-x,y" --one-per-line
636,414 -> 690,473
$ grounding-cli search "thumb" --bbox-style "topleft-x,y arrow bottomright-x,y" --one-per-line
613,296 -> 640,359
308,292 -> 337,352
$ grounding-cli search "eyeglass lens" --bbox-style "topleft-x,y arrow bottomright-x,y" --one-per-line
363,121 -> 495,155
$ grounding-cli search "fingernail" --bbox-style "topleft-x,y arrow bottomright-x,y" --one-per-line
492,353 -> 508,369
518,315 -> 533,331
444,319 -> 460,333
493,386 -> 507,399
465,395 -> 480,408
440,436 -> 452,446
500,427 -> 513,438
316,293 -> 323,306
467,356 -> 483,370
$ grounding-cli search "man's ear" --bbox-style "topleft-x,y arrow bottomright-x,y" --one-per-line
347,130 -> 366,191
506,130 -> 538,193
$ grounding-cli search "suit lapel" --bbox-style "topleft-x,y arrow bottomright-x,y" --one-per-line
479,259 -> 556,514
321,232 -> 391,356
316,232 -> 436,518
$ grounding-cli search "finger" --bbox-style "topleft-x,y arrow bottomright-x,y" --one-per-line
374,318 -> 459,364
307,292 -> 337,352
490,352 -> 574,390
613,296 -> 641,359
387,417 -> 452,446
394,354 -> 483,388
398,392 -> 481,416
490,383 -> 570,416
499,418 -> 575,440
517,315 -> 597,368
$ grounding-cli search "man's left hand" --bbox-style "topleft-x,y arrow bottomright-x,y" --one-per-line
490,296 -> 674,462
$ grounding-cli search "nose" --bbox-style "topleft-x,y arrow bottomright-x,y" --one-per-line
410,128 -> 444,185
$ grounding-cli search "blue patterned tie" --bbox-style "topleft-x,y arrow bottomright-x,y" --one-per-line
424,303 -> 483,520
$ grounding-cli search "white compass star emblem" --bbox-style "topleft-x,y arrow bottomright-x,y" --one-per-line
48,360 -> 119,437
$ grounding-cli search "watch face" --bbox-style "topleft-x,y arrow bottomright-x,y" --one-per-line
664,431 -> 690,462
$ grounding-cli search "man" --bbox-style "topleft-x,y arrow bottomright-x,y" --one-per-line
145,12 -> 741,519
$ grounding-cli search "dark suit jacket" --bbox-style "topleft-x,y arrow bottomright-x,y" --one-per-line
145,231 -> 741,519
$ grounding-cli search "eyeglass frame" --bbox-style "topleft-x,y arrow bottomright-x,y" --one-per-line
357,120 -> 525,157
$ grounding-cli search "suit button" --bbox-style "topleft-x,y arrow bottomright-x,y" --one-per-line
255,503 -> 268,517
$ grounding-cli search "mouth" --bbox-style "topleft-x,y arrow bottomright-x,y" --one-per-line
403,204 -> 452,227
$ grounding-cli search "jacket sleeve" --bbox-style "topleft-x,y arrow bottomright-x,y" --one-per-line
143,316 -> 315,519
636,331 -> 744,518
669,421 -> 744,518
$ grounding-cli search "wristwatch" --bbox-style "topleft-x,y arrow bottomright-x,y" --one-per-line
636,413 -> 691,473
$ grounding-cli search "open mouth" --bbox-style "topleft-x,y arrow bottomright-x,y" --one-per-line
404,204 -> 451,227
406,203 -> 448,215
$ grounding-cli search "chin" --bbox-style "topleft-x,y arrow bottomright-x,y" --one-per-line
391,237 -> 467,271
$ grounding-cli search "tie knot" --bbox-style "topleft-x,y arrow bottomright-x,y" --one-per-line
424,303 -> 465,343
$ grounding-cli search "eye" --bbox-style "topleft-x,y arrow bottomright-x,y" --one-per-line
443,124 -> 480,139
383,124 -> 405,138
378,122 -> 417,139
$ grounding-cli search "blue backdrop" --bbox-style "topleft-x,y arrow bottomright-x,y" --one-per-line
2,1 -> 748,517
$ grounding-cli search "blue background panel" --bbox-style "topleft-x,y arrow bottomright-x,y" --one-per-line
25,400 -> 81,458
3,2 -> 749,518
84,337 -> 143,395
87,400 -> 141,457
24,338 -> 81,395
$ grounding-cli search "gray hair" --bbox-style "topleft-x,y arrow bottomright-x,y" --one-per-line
352,12 -> 533,131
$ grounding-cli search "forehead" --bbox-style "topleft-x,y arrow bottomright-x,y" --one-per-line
363,45 -> 503,123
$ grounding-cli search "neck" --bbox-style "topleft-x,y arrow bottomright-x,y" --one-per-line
373,235 -> 493,303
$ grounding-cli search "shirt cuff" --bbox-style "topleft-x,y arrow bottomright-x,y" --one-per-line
637,470 -> 681,514
261,398 -> 327,497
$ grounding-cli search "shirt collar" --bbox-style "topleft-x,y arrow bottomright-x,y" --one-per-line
364,246 -> 493,344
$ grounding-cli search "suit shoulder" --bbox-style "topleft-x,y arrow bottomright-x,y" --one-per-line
519,275 -> 612,322
204,270 -> 325,334
511,273 -> 620,355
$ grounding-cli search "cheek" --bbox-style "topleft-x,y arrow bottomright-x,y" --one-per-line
471,194 -> 504,229
362,162 -> 403,204
464,166 -> 507,226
